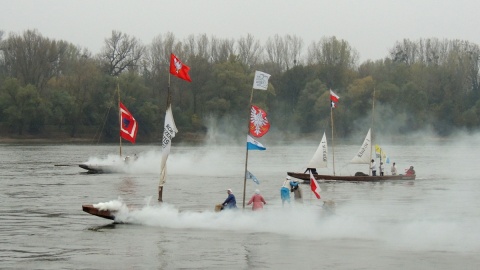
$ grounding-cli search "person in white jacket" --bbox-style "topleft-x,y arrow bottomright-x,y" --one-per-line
391,162 -> 397,175
370,159 -> 377,176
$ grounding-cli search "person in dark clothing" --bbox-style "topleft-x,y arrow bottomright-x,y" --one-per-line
222,189 -> 237,209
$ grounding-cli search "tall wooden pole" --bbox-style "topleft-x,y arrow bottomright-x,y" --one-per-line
158,74 -> 172,202
242,87 -> 255,209
330,106 -> 335,176
118,82 -> 122,157
370,87 -> 376,173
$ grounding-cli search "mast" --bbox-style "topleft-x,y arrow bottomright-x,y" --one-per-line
158,74 -> 172,202
117,82 -> 122,157
242,88 -> 254,209
370,87 -> 376,173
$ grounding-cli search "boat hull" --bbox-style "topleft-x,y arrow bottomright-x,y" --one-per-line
79,164 -> 123,174
82,204 -> 116,220
287,172 -> 416,182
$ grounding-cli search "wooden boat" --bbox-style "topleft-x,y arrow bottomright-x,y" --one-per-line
83,63 -> 183,220
82,204 -> 115,220
288,172 -> 416,182
287,89 -> 416,183
79,83 -> 138,174
78,163 -> 124,173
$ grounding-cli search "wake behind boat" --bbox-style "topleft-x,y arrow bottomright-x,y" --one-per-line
79,83 -> 138,174
79,154 -> 137,173
82,204 -> 116,220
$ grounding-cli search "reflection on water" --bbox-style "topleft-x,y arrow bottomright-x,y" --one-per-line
0,142 -> 479,269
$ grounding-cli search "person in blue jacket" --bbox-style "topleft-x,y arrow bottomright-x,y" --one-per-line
222,189 -> 237,209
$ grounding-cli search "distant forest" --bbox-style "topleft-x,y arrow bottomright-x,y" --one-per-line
0,29 -> 479,143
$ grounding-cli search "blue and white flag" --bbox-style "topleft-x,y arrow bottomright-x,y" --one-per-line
247,135 -> 266,150
246,170 -> 260,184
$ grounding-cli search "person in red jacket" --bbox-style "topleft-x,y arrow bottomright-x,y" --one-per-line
247,189 -> 266,211
405,166 -> 416,176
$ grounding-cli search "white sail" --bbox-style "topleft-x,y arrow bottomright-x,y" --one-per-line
306,132 -> 328,169
350,128 -> 372,164
159,105 -> 178,187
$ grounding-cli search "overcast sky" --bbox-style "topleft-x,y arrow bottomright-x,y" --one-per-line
2,0 -> 479,62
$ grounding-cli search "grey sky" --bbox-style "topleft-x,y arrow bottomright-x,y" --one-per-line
2,0 -> 479,62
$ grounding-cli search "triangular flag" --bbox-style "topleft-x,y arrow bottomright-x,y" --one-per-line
159,105 -> 178,187
310,171 -> 321,199
246,170 -> 260,184
247,135 -> 266,150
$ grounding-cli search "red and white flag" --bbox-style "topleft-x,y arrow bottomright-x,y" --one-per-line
170,53 -> 192,82
330,89 -> 340,108
310,171 -> 321,199
119,102 -> 138,144
249,105 -> 270,137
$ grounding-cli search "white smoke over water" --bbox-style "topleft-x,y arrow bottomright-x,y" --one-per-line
93,198 -> 480,254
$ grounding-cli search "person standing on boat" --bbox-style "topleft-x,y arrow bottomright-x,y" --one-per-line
289,179 -> 303,203
222,189 -> 237,209
370,159 -> 377,176
247,189 -> 267,211
280,176 -> 292,206
391,162 -> 397,175
379,162 -> 384,176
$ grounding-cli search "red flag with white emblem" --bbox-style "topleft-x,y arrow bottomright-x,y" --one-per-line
249,105 -> 270,138
119,102 -> 138,144
170,53 -> 192,82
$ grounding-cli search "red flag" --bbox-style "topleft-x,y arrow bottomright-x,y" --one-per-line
330,89 -> 340,108
119,102 -> 138,144
249,105 -> 270,137
170,53 -> 192,82
310,171 -> 321,199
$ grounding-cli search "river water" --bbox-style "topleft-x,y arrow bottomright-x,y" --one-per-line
1,138 -> 479,269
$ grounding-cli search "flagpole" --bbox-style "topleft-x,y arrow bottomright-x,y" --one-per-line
158,74 -> 172,202
370,87 -> 375,174
330,106 -> 335,176
243,87 -> 255,209
118,82 -> 122,158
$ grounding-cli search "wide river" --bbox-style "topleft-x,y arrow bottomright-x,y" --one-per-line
1,137 -> 479,269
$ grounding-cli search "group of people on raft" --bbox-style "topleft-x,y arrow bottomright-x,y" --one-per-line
220,176 -> 303,211
221,162 -> 415,211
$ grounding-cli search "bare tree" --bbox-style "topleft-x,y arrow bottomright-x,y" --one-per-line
285,34 -> 304,68
210,37 -> 235,63
307,36 -> 358,68
100,30 -> 145,76
237,34 -> 263,68
265,34 -> 286,72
